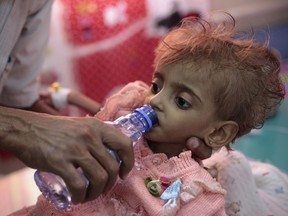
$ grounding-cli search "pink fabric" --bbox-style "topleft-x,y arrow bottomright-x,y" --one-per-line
203,148 -> 288,216
10,143 -> 226,216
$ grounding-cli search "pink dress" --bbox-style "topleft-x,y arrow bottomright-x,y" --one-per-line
11,141 -> 226,216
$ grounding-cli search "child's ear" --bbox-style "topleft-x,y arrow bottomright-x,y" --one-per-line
204,121 -> 239,149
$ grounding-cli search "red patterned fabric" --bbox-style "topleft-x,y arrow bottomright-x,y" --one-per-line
61,0 -> 160,103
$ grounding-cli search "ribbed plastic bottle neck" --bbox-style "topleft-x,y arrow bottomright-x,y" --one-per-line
132,105 -> 157,132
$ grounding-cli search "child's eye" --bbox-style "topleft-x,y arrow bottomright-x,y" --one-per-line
151,82 -> 161,94
175,97 -> 191,109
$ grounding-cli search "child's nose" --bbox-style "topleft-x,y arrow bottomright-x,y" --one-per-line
149,93 -> 164,111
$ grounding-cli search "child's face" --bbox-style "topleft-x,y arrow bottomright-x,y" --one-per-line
144,62 -> 219,155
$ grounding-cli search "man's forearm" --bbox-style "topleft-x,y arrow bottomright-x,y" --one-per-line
0,106 -> 31,152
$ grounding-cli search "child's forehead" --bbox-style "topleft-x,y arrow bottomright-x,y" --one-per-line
155,61 -> 223,93
156,64 -> 209,89
156,60 -> 212,79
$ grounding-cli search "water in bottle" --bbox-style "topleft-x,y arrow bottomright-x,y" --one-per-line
34,105 -> 157,211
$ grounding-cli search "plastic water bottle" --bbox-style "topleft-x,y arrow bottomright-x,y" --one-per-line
34,105 -> 157,211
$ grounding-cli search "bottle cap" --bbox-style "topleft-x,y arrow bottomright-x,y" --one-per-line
134,105 -> 158,129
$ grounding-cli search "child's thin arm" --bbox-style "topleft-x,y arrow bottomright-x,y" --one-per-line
48,82 -> 101,115
67,90 -> 101,115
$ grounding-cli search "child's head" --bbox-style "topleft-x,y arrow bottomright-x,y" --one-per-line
144,14 -> 285,153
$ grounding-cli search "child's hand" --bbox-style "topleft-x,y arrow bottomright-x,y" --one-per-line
27,93 -> 63,115
96,81 -> 149,121
67,90 -> 101,115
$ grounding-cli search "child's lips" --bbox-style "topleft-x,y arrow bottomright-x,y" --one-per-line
153,118 -> 160,127
153,111 -> 160,127
153,123 -> 159,128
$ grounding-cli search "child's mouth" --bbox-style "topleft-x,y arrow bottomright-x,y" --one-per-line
153,122 -> 160,128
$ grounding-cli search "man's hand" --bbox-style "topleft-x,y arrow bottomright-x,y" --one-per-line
185,137 -> 213,166
0,107 -> 134,204
186,137 -> 218,178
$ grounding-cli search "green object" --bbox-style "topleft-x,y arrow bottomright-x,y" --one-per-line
234,99 -> 288,173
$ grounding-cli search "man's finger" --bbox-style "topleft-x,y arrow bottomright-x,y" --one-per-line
186,137 -> 212,160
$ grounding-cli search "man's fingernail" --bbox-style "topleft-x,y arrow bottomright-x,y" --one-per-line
190,138 -> 199,147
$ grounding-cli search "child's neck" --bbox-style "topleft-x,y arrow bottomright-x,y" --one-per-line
146,140 -> 186,159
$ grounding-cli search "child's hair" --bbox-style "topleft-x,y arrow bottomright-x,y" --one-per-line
154,13 -> 285,142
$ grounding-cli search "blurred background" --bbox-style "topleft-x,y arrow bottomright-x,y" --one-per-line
0,0 -> 287,214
